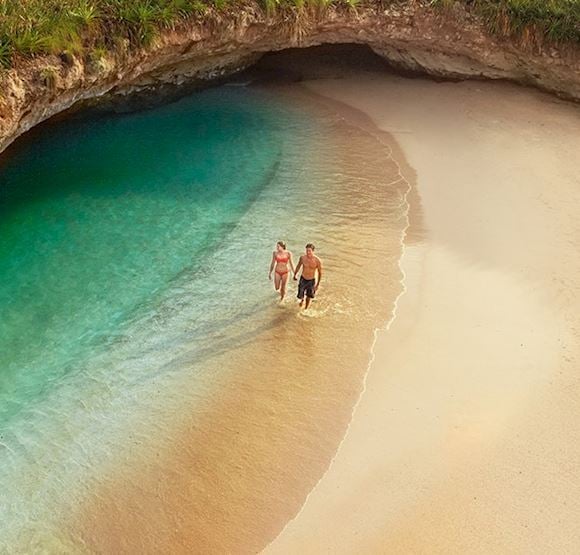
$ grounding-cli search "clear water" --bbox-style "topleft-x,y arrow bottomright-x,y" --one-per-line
0,84 -> 409,550
0,87 -> 288,425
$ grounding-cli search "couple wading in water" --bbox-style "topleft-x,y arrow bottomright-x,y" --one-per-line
268,241 -> 323,309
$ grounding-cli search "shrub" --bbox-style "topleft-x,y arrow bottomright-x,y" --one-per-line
0,40 -> 13,69
40,66 -> 59,90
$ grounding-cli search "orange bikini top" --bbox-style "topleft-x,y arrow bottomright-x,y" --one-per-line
275,253 -> 290,263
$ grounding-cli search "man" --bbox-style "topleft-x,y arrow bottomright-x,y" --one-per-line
293,243 -> 323,310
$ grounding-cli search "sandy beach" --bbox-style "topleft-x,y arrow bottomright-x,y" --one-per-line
265,69 -> 580,552
4,46 -> 579,552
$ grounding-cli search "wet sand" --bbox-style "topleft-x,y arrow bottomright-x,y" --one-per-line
266,72 -> 580,552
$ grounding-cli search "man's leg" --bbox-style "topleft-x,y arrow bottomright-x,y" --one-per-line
297,278 -> 305,307
304,281 -> 314,310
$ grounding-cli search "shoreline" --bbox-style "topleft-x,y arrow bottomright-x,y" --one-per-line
62,85 -> 413,553
260,83 -> 415,549
265,70 -> 580,552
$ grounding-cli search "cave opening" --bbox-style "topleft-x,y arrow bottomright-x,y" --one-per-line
238,43 -> 402,84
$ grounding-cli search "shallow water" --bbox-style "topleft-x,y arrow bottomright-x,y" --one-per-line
0,84 -> 409,550
0,88 -> 284,424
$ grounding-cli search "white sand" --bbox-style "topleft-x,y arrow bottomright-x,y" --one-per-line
265,75 -> 580,553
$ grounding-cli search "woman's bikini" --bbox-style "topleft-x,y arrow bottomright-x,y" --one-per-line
275,252 -> 290,277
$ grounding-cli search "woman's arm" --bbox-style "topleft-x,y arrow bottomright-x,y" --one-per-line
269,252 -> 276,279
288,252 -> 296,275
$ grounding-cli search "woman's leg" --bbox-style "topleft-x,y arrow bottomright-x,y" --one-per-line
274,272 -> 281,292
280,272 -> 289,300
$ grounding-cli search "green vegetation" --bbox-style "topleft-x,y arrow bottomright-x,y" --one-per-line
0,0 -> 216,68
40,66 -> 58,90
0,0 -> 578,70
432,0 -> 580,46
473,0 -> 580,45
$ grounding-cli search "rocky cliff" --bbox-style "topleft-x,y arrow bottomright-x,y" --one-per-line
0,1 -> 578,155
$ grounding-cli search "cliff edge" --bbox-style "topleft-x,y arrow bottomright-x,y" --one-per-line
0,1 -> 578,155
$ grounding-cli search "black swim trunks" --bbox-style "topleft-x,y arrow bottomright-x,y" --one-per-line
297,276 -> 316,299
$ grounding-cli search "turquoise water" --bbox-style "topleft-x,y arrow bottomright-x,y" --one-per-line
0,85 -> 327,546
0,87 -> 290,425
0,83 -> 408,549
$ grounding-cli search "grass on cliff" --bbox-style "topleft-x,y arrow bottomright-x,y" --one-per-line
0,0 -> 212,68
434,0 -> 580,47
0,0 -> 578,69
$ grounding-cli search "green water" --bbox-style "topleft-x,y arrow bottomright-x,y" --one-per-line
0,85 -> 331,548
0,82 -> 408,550
0,87 -> 289,425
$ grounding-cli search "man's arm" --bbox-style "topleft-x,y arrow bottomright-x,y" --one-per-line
315,258 -> 323,290
294,256 -> 303,280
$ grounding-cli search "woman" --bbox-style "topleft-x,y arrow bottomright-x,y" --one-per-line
268,241 -> 295,301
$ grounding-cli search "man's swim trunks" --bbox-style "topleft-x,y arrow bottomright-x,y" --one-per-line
298,276 -> 316,299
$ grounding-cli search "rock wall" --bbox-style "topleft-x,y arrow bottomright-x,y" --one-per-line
0,1 -> 578,155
